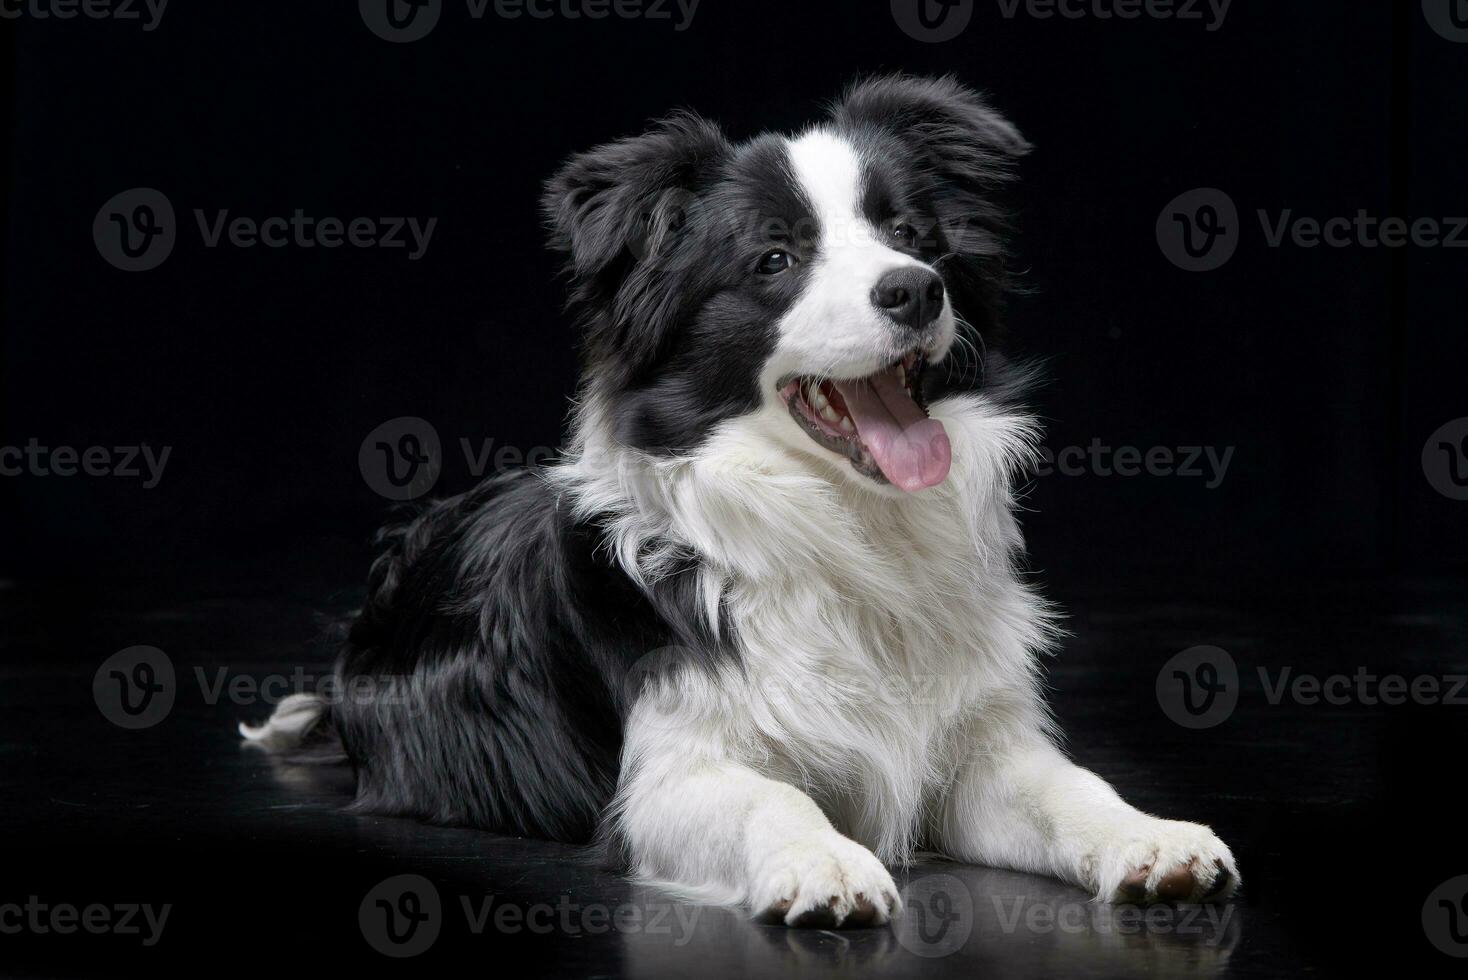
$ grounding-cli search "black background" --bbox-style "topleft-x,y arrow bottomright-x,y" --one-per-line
3,2 -> 1468,977
3,0 -> 1465,590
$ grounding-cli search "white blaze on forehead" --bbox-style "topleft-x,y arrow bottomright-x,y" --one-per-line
772,129 -> 933,374
785,128 -> 870,243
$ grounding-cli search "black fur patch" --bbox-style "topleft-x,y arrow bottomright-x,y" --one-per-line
331,471 -> 733,842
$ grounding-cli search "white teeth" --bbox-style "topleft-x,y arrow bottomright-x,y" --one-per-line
812,389 -> 830,410
820,405 -> 840,424
839,416 -> 855,433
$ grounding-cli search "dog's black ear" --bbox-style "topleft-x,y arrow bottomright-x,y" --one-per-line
542,112 -> 732,369
830,74 -> 1030,196
542,110 -> 731,286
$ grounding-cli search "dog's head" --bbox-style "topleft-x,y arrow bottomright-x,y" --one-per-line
543,75 -> 1029,494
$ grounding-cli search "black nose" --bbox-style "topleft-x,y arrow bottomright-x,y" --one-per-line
871,268 -> 945,331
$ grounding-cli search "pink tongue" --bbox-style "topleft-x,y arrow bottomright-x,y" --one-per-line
835,367 -> 951,492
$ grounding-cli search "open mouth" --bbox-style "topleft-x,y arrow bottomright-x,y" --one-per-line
780,351 -> 952,492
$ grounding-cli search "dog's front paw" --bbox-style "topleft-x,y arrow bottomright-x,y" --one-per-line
750,834 -> 901,928
1085,818 -> 1239,905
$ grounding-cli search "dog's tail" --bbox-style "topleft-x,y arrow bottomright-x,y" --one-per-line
239,692 -> 345,762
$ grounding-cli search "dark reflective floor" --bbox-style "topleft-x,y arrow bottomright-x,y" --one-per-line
2,567 -> 1465,977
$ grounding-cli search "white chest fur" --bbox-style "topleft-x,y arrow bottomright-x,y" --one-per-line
561,392 -> 1056,862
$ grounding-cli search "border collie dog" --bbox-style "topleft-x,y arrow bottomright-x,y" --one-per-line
244,76 -> 1237,928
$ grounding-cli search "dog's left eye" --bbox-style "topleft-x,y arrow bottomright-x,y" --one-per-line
890,222 -> 918,244
756,250 -> 795,275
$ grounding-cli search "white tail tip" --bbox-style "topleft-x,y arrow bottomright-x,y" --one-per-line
239,692 -> 326,752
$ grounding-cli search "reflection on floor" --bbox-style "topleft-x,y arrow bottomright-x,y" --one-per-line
2,574 -> 1464,977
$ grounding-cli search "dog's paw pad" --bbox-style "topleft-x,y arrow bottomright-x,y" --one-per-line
789,898 -> 840,930
1096,821 -> 1239,905
752,838 -> 899,928
842,893 -> 882,928
753,898 -> 794,925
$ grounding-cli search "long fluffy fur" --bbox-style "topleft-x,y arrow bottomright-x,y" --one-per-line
242,75 -> 1238,925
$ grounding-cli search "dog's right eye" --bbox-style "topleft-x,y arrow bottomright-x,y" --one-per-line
756,250 -> 795,275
